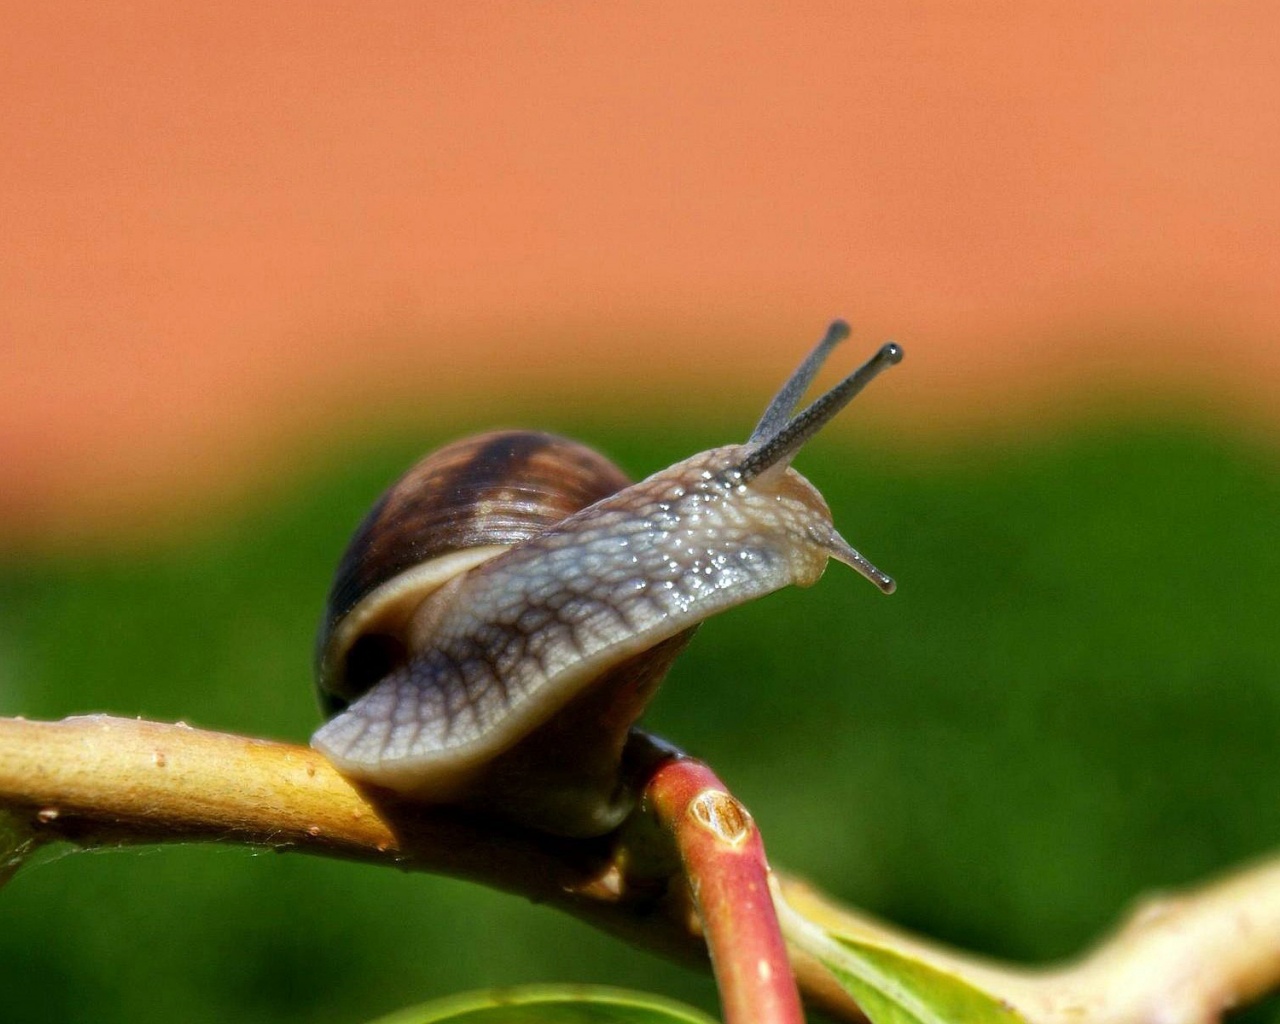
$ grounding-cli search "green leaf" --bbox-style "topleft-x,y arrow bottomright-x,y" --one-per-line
363,985 -> 719,1024
819,936 -> 1026,1024
0,808 -> 38,890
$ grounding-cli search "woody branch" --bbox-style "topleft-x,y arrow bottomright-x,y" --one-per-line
3,715 -> 1280,1024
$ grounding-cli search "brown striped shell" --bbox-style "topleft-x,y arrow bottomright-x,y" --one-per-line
316,430 -> 631,716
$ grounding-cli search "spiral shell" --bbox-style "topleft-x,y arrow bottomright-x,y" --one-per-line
316,430 -> 631,716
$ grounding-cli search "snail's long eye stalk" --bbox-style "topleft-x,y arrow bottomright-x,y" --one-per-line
748,319 -> 850,444
740,334 -> 903,483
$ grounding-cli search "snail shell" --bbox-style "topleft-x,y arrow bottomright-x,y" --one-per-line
313,323 -> 902,836
316,431 -> 632,717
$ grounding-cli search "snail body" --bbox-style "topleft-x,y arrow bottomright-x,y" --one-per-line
313,323 -> 902,836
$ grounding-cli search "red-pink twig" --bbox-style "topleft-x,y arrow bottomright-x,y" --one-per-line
645,757 -> 805,1024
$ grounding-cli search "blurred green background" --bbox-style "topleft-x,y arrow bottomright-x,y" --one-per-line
3,407 -> 1279,1023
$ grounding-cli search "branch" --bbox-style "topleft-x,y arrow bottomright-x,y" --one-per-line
646,757 -> 804,1024
0,715 -> 702,960
3,715 -> 1280,1024
776,860 -> 1280,1024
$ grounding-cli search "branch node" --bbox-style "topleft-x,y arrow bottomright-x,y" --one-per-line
688,789 -> 753,846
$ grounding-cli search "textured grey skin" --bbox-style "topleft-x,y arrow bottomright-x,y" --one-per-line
312,442 -> 856,797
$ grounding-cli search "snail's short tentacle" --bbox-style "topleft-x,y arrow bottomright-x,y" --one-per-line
824,532 -> 896,594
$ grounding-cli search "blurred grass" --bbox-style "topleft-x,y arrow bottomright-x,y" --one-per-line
2,415 -> 1280,1024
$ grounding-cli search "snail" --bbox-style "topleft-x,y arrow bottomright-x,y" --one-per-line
312,321 -> 902,836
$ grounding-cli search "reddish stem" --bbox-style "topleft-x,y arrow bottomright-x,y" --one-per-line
644,757 -> 805,1024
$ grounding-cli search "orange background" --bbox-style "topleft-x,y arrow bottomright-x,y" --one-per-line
3,4 -> 1278,546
